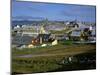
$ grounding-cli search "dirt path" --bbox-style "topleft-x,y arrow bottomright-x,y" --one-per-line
14,45 -> 96,58
16,49 -> 94,58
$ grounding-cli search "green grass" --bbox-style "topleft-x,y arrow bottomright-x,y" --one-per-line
12,56 -> 63,74
12,44 -> 96,56
12,49 -> 96,74
12,44 -> 96,74
59,40 -> 73,45
12,44 -> 66,56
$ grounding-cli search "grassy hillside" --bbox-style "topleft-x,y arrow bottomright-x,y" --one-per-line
12,44 -> 96,74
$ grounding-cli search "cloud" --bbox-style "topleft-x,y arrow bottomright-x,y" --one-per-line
60,8 -> 95,18
58,4 -> 95,18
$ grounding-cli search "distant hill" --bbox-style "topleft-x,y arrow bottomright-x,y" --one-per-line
12,16 -> 45,21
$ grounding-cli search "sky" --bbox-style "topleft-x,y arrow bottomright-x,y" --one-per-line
12,0 -> 96,22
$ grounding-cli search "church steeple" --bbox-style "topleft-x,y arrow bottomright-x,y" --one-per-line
39,25 -> 46,34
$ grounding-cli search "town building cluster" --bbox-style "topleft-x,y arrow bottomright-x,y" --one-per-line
12,20 -> 96,49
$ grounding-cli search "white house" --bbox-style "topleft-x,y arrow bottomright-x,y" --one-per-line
52,39 -> 58,45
